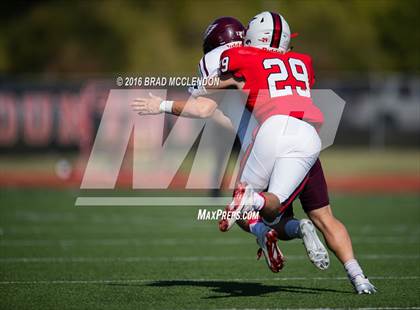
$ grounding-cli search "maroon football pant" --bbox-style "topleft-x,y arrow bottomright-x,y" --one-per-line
282,158 -> 330,218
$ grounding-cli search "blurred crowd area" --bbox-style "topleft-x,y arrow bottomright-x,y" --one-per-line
0,0 -> 418,74
0,0 -> 418,158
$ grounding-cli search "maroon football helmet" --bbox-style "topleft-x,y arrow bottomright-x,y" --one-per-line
202,16 -> 244,54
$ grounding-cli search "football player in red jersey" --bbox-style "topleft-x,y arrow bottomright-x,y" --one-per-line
132,12 -> 376,294
216,12 -> 375,293
213,12 -> 327,273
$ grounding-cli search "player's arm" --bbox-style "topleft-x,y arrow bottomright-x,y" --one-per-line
211,108 -> 234,129
203,72 -> 244,91
171,96 -> 218,118
132,50 -> 243,119
131,94 -> 233,129
131,92 -> 217,118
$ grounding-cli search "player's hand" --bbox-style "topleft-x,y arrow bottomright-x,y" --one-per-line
131,93 -> 162,115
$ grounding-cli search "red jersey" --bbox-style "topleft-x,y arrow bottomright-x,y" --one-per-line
219,46 -> 323,126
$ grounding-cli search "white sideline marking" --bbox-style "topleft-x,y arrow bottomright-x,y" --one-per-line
0,276 -> 419,285
0,254 -> 419,263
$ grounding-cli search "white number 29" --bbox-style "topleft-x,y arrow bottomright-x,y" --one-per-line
263,58 -> 310,98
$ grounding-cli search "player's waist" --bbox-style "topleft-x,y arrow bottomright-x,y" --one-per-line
253,103 -> 324,127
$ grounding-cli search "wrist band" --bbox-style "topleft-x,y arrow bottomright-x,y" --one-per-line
159,100 -> 174,113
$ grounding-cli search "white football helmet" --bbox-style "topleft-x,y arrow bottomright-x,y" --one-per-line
245,11 -> 292,53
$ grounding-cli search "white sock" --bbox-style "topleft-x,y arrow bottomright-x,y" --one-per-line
253,192 -> 265,211
344,259 -> 364,280
249,221 -> 269,238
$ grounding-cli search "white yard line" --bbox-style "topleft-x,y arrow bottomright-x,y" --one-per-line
0,238 -> 250,246
75,196 -> 234,206
0,276 -> 419,285
0,236 -> 419,247
215,307 -> 420,310
1,223 -> 419,234
0,254 -> 419,263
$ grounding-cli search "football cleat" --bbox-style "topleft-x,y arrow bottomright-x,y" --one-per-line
351,275 -> 377,294
256,229 -> 285,272
219,182 -> 254,232
300,219 -> 330,270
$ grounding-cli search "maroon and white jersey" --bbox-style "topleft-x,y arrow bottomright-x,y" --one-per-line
198,42 -> 241,78
197,42 -> 258,149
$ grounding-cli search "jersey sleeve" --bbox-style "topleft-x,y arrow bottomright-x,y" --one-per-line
219,48 -> 243,76
198,49 -> 221,78
197,61 -> 204,78
198,56 -> 208,78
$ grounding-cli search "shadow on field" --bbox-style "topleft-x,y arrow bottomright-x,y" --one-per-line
140,280 -> 351,298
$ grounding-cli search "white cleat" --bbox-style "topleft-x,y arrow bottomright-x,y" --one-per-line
351,275 -> 377,294
300,219 -> 330,270
219,182 -> 254,232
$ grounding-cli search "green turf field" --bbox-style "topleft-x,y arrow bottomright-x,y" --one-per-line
1,189 -> 419,309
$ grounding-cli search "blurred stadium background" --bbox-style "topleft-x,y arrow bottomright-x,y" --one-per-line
0,0 -> 418,189
0,0 -> 419,309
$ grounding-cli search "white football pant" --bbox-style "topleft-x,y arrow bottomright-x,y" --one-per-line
240,115 -> 321,204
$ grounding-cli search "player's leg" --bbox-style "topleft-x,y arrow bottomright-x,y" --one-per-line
237,203 -> 299,241
299,161 -> 350,262
219,118 -> 285,271
300,159 -> 376,294
221,116 -> 321,271
308,206 -> 353,262
270,206 -> 298,240
241,115 -> 322,225
265,159 -> 327,242
226,171 -> 286,273
219,122 -> 278,232
233,181 -> 329,271
256,113 -> 323,223
308,206 -> 376,293
237,194 -> 329,271
235,218 -> 250,232
244,126 -> 323,271
265,156 -> 329,270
